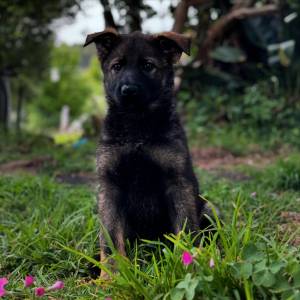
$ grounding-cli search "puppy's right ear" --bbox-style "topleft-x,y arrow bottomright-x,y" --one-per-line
84,28 -> 119,61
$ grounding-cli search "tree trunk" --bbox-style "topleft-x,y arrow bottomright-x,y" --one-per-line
126,0 -> 142,32
99,0 -> 117,29
16,83 -> 24,133
0,76 -> 9,132
172,0 -> 189,33
172,0 -> 211,33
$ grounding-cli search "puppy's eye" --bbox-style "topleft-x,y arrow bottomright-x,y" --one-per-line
142,62 -> 155,72
112,63 -> 122,72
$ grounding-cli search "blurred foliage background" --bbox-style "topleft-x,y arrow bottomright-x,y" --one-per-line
0,0 -> 300,147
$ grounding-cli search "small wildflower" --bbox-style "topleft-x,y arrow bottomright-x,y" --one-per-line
0,278 -> 8,288
250,192 -> 257,198
105,298 -> 112,300
24,275 -> 35,287
209,258 -> 215,268
35,287 -> 45,297
48,280 -> 64,290
0,287 -> 6,298
0,278 -> 8,298
182,251 -> 193,266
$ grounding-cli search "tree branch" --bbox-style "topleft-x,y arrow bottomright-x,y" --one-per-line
172,0 -> 211,33
197,4 -> 278,62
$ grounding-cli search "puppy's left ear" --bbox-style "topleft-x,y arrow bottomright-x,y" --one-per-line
154,32 -> 191,63
84,28 -> 119,61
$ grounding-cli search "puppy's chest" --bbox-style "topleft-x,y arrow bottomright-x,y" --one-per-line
102,142 -> 180,192
112,144 -> 167,189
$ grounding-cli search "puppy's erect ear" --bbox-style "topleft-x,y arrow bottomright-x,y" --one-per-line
84,28 -> 119,61
153,32 -> 191,63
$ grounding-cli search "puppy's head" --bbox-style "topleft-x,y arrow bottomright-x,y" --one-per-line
84,29 -> 190,109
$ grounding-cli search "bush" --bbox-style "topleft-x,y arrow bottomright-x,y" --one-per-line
27,45 -> 92,130
178,79 -> 300,147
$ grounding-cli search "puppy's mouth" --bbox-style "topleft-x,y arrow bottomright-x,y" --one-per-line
119,95 -> 148,110
117,86 -> 149,107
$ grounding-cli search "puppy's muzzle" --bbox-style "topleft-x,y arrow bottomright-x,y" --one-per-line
121,84 -> 139,96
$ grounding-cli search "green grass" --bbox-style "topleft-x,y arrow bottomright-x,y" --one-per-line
1,133 -> 300,299
187,125 -> 290,156
0,176 -> 101,298
0,132 -> 96,175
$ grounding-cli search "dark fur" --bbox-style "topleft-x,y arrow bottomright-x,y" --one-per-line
84,29 -> 208,260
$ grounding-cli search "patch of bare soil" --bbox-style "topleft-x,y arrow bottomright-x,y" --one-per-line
0,156 -> 97,186
191,147 -> 276,171
0,156 -> 54,175
279,211 -> 300,246
55,172 -> 97,186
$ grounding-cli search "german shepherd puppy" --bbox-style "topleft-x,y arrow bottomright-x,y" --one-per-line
84,28 -> 209,272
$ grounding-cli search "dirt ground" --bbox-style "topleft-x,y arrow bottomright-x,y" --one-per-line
0,146 -> 279,177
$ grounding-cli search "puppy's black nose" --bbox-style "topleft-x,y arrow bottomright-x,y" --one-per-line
121,84 -> 139,96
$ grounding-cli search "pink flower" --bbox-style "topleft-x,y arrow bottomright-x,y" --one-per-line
35,287 -> 45,297
0,287 -> 6,297
0,278 -> 8,289
250,192 -> 257,198
48,280 -> 64,290
0,278 -> 8,298
209,257 -> 215,268
105,298 -> 112,300
24,275 -> 35,287
182,251 -> 193,266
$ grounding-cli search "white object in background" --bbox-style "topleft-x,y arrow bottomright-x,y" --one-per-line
59,105 -> 70,132
68,114 -> 88,133
50,68 -> 60,82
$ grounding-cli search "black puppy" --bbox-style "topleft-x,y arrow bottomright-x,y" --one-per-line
84,28 -> 209,273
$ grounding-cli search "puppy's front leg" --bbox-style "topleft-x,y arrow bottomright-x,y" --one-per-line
98,190 -> 126,278
166,181 -> 201,235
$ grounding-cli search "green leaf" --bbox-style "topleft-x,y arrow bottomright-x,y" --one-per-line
231,262 -> 253,279
210,46 -> 247,63
240,262 -> 253,279
176,273 -> 192,289
293,270 -> 300,287
254,259 -> 267,272
282,290 -> 294,300
203,275 -> 214,282
153,294 -> 164,300
170,289 -> 185,300
253,270 -> 276,287
270,276 -> 291,293
186,278 -> 199,300
175,273 -> 199,300
293,290 -> 300,300
269,261 -> 286,274
242,244 -> 264,262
